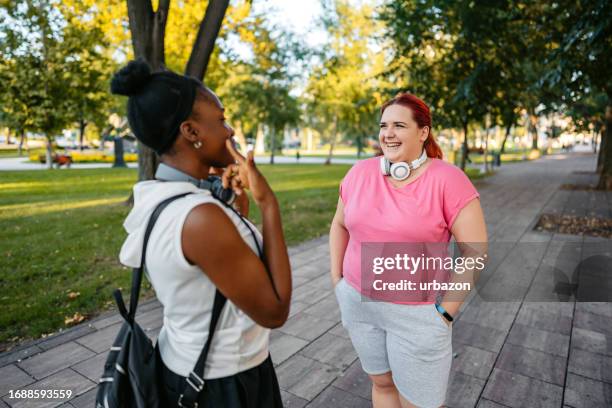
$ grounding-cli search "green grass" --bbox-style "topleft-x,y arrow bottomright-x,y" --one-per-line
0,165 -> 349,348
0,148 -> 21,158
265,152 -> 372,160
0,162 -> 489,348
0,148 -> 45,159
0,169 -> 139,348
469,152 -> 534,164
464,167 -> 494,180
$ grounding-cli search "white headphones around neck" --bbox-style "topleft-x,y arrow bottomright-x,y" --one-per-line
380,149 -> 428,181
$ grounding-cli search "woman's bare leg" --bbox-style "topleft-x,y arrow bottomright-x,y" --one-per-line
370,372 -> 402,408
398,393 -> 421,408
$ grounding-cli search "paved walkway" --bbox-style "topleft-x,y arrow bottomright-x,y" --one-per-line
1,152 -> 611,407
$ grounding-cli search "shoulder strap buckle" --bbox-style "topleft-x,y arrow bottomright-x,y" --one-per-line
186,371 -> 205,392
178,394 -> 198,408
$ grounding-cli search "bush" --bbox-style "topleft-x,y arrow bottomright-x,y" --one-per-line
69,152 -> 138,163
499,149 -> 541,162
29,151 -> 138,163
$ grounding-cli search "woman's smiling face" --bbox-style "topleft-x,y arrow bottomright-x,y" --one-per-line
379,104 -> 429,163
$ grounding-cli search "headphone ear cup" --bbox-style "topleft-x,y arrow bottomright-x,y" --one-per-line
207,176 -> 236,205
380,156 -> 390,175
390,162 -> 410,181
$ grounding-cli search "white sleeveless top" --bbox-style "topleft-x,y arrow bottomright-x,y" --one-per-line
119,180 -> 269,379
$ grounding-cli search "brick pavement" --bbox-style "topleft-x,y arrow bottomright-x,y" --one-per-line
1,151 -> 611,407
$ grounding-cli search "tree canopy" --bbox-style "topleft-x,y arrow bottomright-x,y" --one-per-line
0,0 -> 116,167
0,0 -> 610,186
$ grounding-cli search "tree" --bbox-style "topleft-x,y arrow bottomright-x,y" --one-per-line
380,0 -> 507,169
487,4 -> 544,154
69,0 -> 300,175
305,0 -> 386,165
215,13 -> 304,164
0,60 -> 31,156
380,1 -> 582,168
566,92 -> 608,170
541,0 -> 612,189
56,3 -> 119,150
0,1 -> 91,168
1,0 -> 118,163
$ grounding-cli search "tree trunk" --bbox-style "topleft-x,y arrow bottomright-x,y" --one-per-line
100,125 -> 112,151
17,130 -> 25,156
5,130 -> 12,145
113,137 -> 127,168
531,132 -> 538,150
233,122 -> 247,154
255,124 -> 265,153
483,119 -> 490,173
269,127 -> 275,165
45,137 -> 53,170
126,0 -> 169,71
596,105 -> 612,190
325,116 -> 338,165
596,129 -> 605,172
356,135 -> 362,159
530,113 -> 538,150
184,0 -> 230,79
500,123 -> 511,154
79,119 -> 87,150
127,0 -> 170,182
137,140 -> 158,181
460,122 -> 469,171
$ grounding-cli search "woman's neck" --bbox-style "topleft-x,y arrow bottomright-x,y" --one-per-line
386,157 -> 433,188
160,155 -> 210,181
399,148 -> 426,166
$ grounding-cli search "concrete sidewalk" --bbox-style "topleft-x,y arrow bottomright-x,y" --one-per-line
1,152 -> 611,407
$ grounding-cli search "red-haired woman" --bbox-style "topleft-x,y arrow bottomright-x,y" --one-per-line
330,93 -> 487,407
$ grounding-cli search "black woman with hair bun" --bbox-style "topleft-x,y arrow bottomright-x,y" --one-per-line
112,59 -> 290,407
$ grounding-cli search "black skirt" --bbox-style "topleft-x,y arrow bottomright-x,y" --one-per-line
157,350 -> 283,408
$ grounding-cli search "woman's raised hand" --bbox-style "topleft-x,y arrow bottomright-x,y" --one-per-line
222,139 -> 275,207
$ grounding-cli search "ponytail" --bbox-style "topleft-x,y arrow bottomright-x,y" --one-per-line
424,132 -> 443,160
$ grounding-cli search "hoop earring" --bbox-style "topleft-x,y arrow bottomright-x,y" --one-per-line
193,141 -> 202,149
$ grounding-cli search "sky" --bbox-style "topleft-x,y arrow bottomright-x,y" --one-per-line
250,0 -> 328,48
236,0 -> 330,94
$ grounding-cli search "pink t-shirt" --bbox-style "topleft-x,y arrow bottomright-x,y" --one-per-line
340,157 -> 480,300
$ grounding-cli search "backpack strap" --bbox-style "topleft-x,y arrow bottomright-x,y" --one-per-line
178,290 -> 227,408
114,192 -> 193,323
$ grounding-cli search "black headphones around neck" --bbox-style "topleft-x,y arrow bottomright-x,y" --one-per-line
155,163 -> 235,204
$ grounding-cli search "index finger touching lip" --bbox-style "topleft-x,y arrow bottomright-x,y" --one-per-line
226,138 -> 245,163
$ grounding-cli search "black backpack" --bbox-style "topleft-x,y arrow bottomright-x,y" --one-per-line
96,193 -> 227,408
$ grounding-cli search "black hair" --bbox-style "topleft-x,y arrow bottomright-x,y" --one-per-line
110,59 -> 203,155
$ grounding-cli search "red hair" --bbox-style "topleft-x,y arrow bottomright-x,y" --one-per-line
380,93 -> 443,160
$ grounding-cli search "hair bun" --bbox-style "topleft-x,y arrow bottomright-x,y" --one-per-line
110,59 -> 152,96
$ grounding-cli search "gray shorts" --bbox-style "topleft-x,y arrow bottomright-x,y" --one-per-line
335,278 -> 452,408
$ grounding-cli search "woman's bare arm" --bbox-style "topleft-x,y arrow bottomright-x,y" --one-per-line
330,198 -> 349,286
439,198 -> 488,321
182,200 -> 291,329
